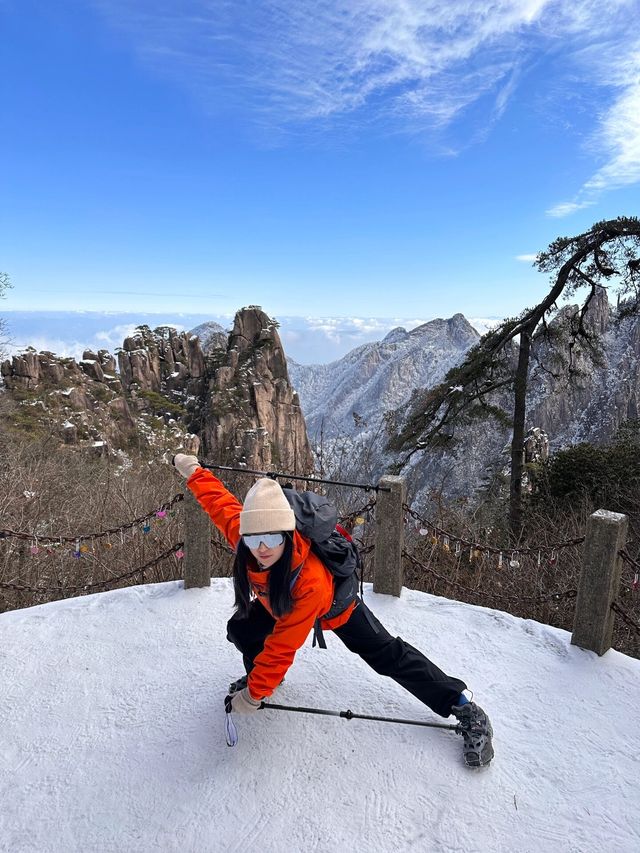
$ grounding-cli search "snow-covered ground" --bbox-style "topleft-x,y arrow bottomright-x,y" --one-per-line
1,579 -> 638,853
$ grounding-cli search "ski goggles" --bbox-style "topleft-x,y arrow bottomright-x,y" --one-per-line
242,532 -> 285,550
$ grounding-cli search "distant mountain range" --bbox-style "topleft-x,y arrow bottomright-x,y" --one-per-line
287,313 -> 479,440
285,292 -> 640,502
2,310 -> 500,366
4,297 -> 638,505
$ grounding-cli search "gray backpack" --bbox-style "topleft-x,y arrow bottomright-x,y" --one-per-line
282,488 -> 362,645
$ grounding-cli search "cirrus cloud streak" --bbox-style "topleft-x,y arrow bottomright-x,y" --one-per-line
93,1 -> 640,210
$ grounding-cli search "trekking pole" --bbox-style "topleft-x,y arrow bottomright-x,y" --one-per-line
260,702 -> 462,732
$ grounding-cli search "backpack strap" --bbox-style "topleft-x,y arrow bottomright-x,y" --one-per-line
312,618 -> 327,649
335,523 -> 364,597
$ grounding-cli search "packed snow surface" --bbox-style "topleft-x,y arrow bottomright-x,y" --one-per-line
1,580 -> 638,853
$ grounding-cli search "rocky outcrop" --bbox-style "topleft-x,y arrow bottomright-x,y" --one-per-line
116,326 -> 206,395
201,307 -> 313,473
1,312 -> 314,473
528,289 -> 640,444
286,314 -> 481,486
1,346 -> 141,452
2,349 -> 76,390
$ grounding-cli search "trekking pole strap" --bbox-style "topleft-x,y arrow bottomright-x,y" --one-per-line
260,702 -> 461,731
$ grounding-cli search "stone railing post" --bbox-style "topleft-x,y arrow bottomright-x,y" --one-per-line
571,509 -> 628,656
373,475 -> 406,597
182,489 -> 212,589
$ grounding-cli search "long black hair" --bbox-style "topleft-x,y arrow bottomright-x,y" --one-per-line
233,533 -> 296,618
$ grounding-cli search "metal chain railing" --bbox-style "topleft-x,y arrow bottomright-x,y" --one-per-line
0,476 -> 379,549
619,549 -> 640,593
0,542 -> 184,595
402,549 -> 577,606
0,494 -> 184,545
1,467 -> 378,607
338,496 -> 377,528
619,549 -> 640,571
611,600 -> 640,636
403,504 -> 585,557
211,538 -> 235,556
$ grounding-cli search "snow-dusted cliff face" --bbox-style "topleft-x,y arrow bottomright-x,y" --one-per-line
528,290 -> 640,448
288,314 -> 480,441
189,321 -> 228,353
199,307 -> 314,473
287,295 -> 640,501
0,310 -> 313,473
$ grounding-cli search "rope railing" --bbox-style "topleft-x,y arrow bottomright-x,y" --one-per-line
0,542 -> 184,595
201,463 -> 391,492
402,549 -> 577,606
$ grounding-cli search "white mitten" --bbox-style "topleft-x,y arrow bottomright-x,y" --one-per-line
172,453 -> 200,480
228,687 -> 262,714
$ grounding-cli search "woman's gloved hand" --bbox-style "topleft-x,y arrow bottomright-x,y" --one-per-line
225,687 -> 262,714
172,453 -> 200,480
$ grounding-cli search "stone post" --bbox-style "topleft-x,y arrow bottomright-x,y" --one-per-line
571,509 -> 628,655
182,489 -> 212,589
373,475 -> 406,597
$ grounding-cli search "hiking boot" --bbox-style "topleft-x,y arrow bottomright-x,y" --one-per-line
451,701 -> 494,767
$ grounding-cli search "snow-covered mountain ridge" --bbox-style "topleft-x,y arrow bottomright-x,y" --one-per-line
287,295 -> 640,500
287,313 -> 479,440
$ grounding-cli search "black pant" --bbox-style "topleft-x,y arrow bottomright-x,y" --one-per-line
227,600 -> 277,677
226,599 -> 466,718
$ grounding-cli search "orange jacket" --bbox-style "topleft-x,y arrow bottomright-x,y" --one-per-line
186,468 -> 356,699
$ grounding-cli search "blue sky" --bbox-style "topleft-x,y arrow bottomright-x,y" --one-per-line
2,1 -> 640,331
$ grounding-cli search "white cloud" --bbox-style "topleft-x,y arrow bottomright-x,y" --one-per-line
273,314 -> 434,360
515,253 -> 538,262
468,317 -> 503,335
545,200 -> 595,218
4,311 -> 501,366
583,62 -> 640,193
299,315 -> 425,343
93,324 -> 143,350
91,1 -> 640,212
4,321 -> 190,361
546,40 -> 640,215
93,2 -> 630,134
6,337 -> 88,361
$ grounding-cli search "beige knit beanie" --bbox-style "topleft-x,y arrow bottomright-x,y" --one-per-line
239,478 -> 296,535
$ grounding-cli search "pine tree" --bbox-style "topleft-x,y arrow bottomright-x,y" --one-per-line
388,217 -> 640,539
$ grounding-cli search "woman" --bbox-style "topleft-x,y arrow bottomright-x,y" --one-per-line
173,453 -> 494,767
